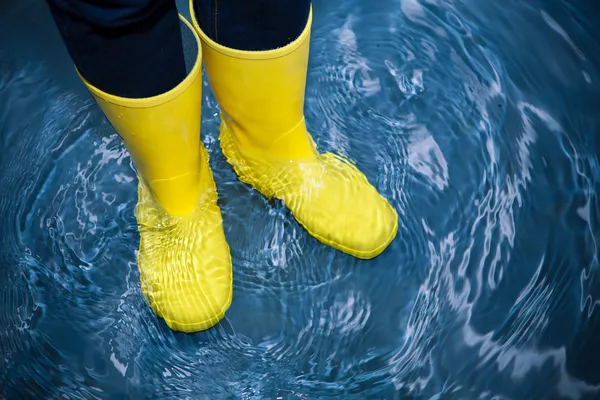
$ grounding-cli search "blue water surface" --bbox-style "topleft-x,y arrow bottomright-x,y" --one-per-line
1,0 -> 599,399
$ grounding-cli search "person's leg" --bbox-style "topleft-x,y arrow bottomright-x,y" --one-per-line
46,0 -> 232,332
46,0 -> 186,98
193,0 -> 310,51
190,1 -> 398,259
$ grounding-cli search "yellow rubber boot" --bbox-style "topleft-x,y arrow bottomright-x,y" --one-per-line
77,15 -> 232,332
190,5 -> 398,259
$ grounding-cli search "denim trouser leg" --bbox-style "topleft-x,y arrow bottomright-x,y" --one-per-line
45,0 -> 187,98
193,0 -> 311,51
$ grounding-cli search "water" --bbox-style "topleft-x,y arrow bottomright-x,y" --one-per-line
1,0 -> 599,398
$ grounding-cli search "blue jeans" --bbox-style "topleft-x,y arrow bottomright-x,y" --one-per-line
193,0 -> 310,51
46,0 -> 311,98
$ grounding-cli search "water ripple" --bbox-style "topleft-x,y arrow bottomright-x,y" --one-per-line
2,0 -> 600,398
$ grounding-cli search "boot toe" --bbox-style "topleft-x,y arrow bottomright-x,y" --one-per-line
285,153 -> 398,259
136,179 -> 233,333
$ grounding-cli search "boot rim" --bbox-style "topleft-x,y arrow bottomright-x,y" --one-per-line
189,0 -> 313,60
75,14 -> 202,109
